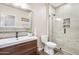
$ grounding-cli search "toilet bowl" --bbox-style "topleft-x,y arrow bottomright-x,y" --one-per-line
46,42 -> 56,48
41,35 -> 57,55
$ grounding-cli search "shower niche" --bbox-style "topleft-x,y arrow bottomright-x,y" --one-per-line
63,18 -> 70,28
63,18 -> 70,34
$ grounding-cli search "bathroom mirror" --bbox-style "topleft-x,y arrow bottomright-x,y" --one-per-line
0,4 -> 32,33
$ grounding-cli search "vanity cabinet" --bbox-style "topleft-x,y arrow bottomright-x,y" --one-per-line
0,40 -> 38,55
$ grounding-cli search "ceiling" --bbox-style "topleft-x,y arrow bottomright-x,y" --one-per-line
50,3 -> 65,8
1,3 -> 65,10
1,3 -> 32,12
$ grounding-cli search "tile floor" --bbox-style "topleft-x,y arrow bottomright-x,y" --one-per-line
39,49 -> 72,55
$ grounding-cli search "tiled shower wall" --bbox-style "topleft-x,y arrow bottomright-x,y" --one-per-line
53,4 -> 79,54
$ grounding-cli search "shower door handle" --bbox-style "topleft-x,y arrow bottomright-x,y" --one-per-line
64,28 -> 66,34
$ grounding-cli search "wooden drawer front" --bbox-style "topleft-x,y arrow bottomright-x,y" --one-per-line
15,47 -> 37,55
23,47 -> 37,55
0,40 -> 37,55
15,40 -> 37,50
13,40 -> 37,54
0,52 -> 11,55
0,45 -> 15,55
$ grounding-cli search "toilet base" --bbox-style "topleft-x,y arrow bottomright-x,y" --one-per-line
44,45 -> 54,55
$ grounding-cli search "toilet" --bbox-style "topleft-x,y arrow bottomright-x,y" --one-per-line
41,35 -> 56,55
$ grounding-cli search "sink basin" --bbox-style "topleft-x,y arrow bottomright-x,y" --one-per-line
0,38 -> 17,45
0,36 -> 37,48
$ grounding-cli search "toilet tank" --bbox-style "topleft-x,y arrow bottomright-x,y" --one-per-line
41,35 -> 48,43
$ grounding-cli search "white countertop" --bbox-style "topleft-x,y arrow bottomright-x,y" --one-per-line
0,36 -> 38,48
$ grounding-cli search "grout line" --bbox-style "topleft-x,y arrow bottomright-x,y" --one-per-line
62,49 -> 73,55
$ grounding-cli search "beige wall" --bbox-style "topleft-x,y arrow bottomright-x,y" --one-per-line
29,3 -> 49,50
53,3 -> 79,54
29,3 -> 48,37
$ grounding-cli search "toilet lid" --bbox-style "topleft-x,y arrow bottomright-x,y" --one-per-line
46,42 -> 56,47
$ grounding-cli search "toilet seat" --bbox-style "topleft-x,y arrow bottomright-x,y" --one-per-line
46,42 -> 56,48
